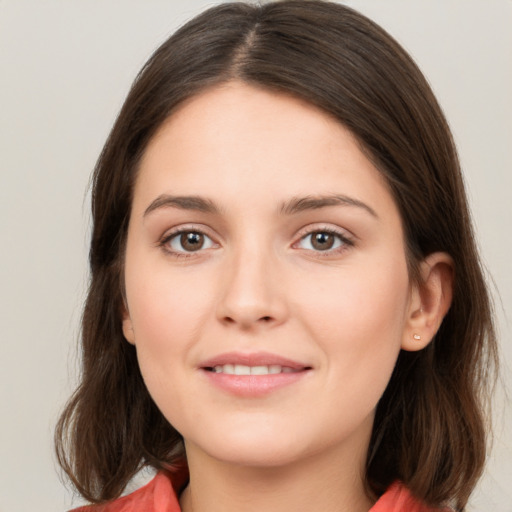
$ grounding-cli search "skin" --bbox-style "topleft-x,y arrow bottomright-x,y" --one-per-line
122,81 -> 453,512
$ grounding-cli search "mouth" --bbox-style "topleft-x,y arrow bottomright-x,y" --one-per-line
204,364 -> 306,375
199,352 -> 312,396
199,351 -> 311,373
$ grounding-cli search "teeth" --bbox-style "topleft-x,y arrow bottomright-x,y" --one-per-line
211,364 -> 298,375
235,364 -> 251,375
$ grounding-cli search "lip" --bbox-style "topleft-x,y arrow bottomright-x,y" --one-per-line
199,351 -> 309,370
199,351 -> 312,397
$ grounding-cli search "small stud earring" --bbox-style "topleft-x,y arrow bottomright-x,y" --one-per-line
413,334 -> 421,340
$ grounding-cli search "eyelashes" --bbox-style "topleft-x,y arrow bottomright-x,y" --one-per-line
159,225 -> 354,259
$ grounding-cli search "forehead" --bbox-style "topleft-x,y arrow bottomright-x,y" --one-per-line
134,81 -> 397,221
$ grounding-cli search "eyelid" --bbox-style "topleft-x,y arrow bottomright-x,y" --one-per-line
294,223 -> 354,239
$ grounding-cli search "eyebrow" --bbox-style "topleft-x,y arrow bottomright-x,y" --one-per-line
143,193 -> 377,218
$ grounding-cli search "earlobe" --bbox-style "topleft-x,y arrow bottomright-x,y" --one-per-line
122,307 -> 136,345
402,252 -> 454,352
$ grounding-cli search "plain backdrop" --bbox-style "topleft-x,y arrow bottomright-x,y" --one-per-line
0,1 -> 510,511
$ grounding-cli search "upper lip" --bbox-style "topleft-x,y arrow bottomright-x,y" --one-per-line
199,351 -> 311,370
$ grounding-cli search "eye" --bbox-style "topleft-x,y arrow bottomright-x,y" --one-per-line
162,229 -> 216,254
296,229 -> 352,253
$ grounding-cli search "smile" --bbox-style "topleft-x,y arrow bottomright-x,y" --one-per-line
199,352 -> 312,397
208,364 -> 300,375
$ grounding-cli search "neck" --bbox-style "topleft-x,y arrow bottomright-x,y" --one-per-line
180,436 -> 375,512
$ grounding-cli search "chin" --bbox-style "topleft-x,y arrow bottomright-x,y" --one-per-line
186,427 -> 311,468
210,445 -> 305,469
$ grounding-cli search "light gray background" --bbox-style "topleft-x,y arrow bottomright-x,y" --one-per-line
1,1 -> 510,511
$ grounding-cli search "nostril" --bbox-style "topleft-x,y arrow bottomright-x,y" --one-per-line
261,316 -> 272,322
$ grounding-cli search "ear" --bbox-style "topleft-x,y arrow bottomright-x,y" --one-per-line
402,252 -> 454,351
121,304 -> 136,345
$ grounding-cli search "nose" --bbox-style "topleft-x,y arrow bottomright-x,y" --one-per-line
215,243 -> 288,330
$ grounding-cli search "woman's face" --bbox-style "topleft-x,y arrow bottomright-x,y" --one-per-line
122,81 -> 417,468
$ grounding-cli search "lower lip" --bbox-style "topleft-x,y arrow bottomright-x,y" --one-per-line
202,369 -> 310,397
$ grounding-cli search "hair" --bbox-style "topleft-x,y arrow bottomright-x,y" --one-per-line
55,1 -> 498,510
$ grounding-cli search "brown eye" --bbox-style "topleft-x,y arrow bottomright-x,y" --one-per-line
297,230 -> 349,253
180,232 -> 204,251
311,232 -> 335,251
166,230 -> 215,254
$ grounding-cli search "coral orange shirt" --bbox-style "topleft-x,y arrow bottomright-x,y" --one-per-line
70,470 -> 444,512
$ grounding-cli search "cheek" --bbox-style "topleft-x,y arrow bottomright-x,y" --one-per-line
297,255 -> 410,394
301,255 -> 409,332
123,257 -> 233,422
124,268 -> 211,425
127,269 -> 209,357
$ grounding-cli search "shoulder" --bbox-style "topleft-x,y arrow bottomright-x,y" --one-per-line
370,482 -> 453,512
68,470 -> 186,512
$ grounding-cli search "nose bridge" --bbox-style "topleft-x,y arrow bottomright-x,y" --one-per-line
216,231 -> 286,328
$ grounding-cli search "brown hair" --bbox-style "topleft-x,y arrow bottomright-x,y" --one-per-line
55,1 -> 497,509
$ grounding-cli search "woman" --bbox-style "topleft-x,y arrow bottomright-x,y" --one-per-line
56,1 -> 497,510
